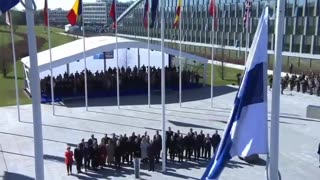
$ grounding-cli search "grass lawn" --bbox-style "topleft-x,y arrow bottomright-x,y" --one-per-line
0,30 -> 24,46
0,26 -> 75,107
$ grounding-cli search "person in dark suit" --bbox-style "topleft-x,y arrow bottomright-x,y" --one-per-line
184,132 -> 192,161
114,140 -> 122,169
199,130 -> 205,158
83,142 -> 90,172
147,140 -> 156,171
212,130 -> 221,155
176,134 -> 184,162
204,134 -> 212,160
166,127 -> 174,159
153,131 -> 162,163
74,144 -> 83,174
169,136 -> 176,162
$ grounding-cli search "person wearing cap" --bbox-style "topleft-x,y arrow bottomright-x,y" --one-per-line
65,146 -> 74,175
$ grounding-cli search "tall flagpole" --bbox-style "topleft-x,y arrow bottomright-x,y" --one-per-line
46,0 -> 55,115
82,2 -> 88,111
244,1 -> 250,65
178,0 -> 182,108
270,0 -> 285,179
245,26 -> 249,64
210,16 -> 214,108
25,0 -> 45,178
160,0 -> 166,172
8,12 -> 21,122
115,0 -> 120,109
147,0 -> 151,108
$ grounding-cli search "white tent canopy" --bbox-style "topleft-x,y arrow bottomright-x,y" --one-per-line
21,36 -> 209,72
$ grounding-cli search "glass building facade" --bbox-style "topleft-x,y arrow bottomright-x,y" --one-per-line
117,0 -> 320,70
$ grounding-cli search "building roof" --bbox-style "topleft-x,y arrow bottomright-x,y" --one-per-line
21,36 -> 209,72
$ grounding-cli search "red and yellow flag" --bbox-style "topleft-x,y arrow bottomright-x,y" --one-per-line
173,0 -> 182,29
67,0 -> 82,26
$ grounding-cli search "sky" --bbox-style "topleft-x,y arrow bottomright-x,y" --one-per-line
16,0 -> 130,11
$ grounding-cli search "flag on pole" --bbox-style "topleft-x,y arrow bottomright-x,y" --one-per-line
173,0 -> 182,29
243,0 -> 252,29
67,0 -> 82,26
5,11 -> 11,25
209,0 -> 216,17
109,0 -> 116,29
209,0 -> 218,30
150,0 -> 159,28
44,0 -> 48,26
0,0 -> 19,14
143,0 -> 149,29
202,6 -> 269,180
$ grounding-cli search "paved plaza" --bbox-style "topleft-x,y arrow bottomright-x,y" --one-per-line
0,86 -> 320,180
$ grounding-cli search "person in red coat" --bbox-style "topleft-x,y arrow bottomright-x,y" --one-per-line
65,147 -> 74,175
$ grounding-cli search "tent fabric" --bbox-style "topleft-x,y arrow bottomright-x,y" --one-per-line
21,36 -> 209,72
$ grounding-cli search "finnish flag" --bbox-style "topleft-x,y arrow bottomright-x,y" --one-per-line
0,0 -> 19,15
202,6 -> 269,180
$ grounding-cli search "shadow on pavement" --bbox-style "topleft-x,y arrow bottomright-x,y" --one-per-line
3,172 -> 34,180
63,86 -> 238,108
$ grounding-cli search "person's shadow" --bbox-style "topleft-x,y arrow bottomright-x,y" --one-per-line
3,171 -> 34,180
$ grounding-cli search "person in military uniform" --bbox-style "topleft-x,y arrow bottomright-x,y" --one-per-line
269,75 -> 273,90
316,77 -> 320,96
281,78 -> 287,95
302,78 -> 308,93
308,77 -> 314,95
296,76 -> 301,92
289,75 -> 295,95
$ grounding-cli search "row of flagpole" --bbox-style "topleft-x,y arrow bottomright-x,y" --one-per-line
3,0 -> 283,178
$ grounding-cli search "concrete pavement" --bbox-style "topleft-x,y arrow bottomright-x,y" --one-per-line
0,86 -> 319,180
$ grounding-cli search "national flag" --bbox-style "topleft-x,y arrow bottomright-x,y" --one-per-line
109,0 -> 116,29
243,0 -> 252,29
5,11 -> 11,25
208,0 -> 218,30
143,0 -> 149,29
173,0 -> 182,29
44,0 -> 48,26
150,0 -> 159,28
209,0 -> 216,17
0,0 -> 19,14
67,0 -> 82,26
202,6 -> 269,180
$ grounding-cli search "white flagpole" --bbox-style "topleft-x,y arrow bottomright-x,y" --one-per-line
25,0 -> 44,178
210,16 -> 214,108
8,12 -> 21,122
245,26 -> 249,65
160,0 -> 166,172
244,1 -> 250,65
147,0 -> 151,108
178,0 -> 182,107
270,0 -> 285,179
115,0 -> 120,109
46,0 -> 55,115
82,2 -> 88,111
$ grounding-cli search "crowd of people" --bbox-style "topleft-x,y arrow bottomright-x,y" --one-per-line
64,127 -> 221,175
267,71 -> 320,96
41,65 -> 201,99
